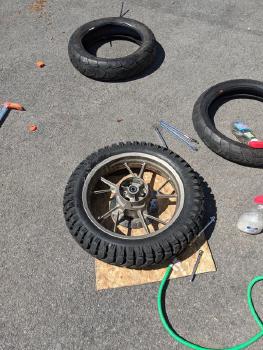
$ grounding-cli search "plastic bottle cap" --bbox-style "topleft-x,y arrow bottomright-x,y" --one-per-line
248,140 -> 263,148
254,195 -> 263,205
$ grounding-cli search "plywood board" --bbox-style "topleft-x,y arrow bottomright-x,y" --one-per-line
95,233 -> 216,290
93,169 -> 216,290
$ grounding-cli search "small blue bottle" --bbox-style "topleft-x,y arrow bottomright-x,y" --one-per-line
231,121 -> 258,144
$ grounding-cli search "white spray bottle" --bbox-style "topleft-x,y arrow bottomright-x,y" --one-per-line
237,195 -> 263,235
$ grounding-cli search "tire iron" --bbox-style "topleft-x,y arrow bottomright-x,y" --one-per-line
160,120 -> 198,151
153,125 -> 168,148
161,120 -> 199,144
190,250 -> 203,282
189,216 -> 216,282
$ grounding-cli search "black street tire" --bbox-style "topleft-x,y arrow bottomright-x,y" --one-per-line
68,17 -> 156,82
63,142 -> 204,268
193,79 -> 263,167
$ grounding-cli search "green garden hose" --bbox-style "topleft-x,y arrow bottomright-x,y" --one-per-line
157,264 -> 263,350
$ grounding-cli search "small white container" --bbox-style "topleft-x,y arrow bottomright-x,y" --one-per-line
237,195 -> 263,235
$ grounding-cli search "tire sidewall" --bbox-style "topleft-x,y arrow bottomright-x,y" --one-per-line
69,17 -> 155,63
68,17 -> 156,81
193,79 -> 263,166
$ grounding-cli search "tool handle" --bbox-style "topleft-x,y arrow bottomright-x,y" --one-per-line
4,102 -> 24,110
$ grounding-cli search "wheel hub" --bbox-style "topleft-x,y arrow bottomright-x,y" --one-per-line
128,185 -> 138,194
110,176 -> 150,228
119,176 -> 148,203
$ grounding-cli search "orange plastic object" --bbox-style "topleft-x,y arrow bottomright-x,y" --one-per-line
4,102 -> 24,110
36,60 -> 45,68
27,124 -> 38,132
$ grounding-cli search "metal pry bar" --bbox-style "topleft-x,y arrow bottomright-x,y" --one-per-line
190,250 -> 204,282
160,120 -> 198,151
153,125 -> 168,148
120,2 -> 130,17
160,120 -> 199,144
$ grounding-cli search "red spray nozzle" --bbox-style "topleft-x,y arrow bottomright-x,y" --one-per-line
254,195 -> 263,205
248,140 -> 263,149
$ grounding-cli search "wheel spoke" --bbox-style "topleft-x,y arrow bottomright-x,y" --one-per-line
138,162 -> 146,178
98,205 -> 120,221
144,214 -> 167,225
157,178 -> 170,192
137,210 -> 150,234
113,211 -> 120,232
100,177 -> 117,191
124,162 -> 134,176
156,193 -> 177,199
93,189 -> 112,194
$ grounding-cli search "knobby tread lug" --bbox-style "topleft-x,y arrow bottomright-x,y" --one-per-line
115,246 -> 126,265
76,227 -> 88,243
82,233 -> 94,249
151,243 -> 164,264
90,237 -> 101,256
126,247 -> 136,265
72,223 -> 82,237
106,244 -> 117,263
134,246 -> 145,267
